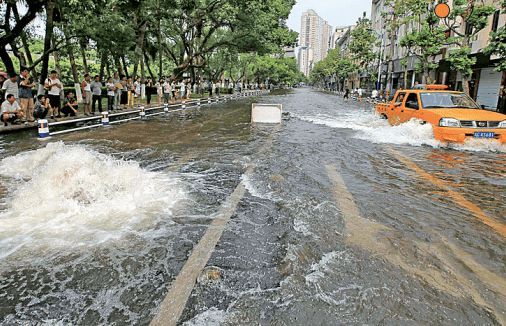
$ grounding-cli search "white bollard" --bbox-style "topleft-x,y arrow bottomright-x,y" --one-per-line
208,98 -> 211,104
164,103 -> 169,113
182,100 -> 186,109
198,99 -> 201,107
37,119 -> 50,139
139,106 -> 146,119
101,111 -> 109,126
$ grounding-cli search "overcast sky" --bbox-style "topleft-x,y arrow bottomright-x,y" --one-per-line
287,0 -> 372,33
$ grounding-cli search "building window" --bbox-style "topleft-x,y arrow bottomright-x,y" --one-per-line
492,10 -> 500,32
465,22 -> 473,36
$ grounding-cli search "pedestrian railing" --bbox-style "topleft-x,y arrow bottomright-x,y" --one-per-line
38,90 -> 270,139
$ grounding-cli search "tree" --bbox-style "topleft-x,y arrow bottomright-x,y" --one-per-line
443,0 -> 496,95
0,0 -> 46,74
348,14 -> 376,77
399,3 -> 447,84
485,0 -> 506,72
309,49 -> 357,90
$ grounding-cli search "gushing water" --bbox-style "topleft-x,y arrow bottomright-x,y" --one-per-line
0,142 -> 184,262
292,109 -> 506,153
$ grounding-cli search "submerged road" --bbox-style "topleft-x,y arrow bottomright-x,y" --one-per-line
0,88 -> 505,325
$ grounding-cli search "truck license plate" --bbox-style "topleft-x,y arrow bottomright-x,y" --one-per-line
474,132 -> 495,139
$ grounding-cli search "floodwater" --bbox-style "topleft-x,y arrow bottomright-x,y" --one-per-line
0,88 -> 504,325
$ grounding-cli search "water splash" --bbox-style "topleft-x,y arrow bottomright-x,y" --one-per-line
293,110 -> 506,153
0,142 -> 184,261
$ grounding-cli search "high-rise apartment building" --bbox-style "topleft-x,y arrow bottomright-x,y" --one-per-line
298,10 -> 333,76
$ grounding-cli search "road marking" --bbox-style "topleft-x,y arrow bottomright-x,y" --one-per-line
387,148 -> 506,237
151,136 -> 274,326
325,164 -> 505,324
150,169 -> 250,326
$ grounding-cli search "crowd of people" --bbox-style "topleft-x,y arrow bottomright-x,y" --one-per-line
0,68 -> 264,127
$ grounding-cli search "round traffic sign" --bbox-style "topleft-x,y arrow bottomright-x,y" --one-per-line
434,3 -> 451,19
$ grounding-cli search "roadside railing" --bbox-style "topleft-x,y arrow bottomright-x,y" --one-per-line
37,90 -> 270,139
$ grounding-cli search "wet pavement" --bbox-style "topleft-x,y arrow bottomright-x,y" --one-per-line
0,88 -> 505,325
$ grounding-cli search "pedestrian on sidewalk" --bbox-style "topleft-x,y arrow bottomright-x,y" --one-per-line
2,73 -> 19,102
33,95 -> 49,120
61,92 -> 79,117
113,73 -> 122,110
156,79 -> 163,105
18,68 -> 35,122
126,78 -> 134,108
180,80 -> 186,101
163,78 -> 171,104
215,81 -> 220,96
133,77 -> 141,106
106,77 -> 115,111
120,77 -> 128,109
81,73 -> 92,116
91,75 -> 103,113
45,70 -> 62,118
1,94 -> 24,126
146,78 -> 153,105
344,88 -> 350,101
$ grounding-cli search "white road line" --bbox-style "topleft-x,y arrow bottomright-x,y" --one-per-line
150,136 -> 273,325
150,169 -> 251,326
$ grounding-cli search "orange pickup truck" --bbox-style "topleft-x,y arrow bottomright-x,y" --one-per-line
376,85 -> 506,144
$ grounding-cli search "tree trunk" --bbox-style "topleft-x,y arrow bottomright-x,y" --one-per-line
80,38 -> 89,75
38,0 -> 56,95
114,56 -> 124,76
121,56 -> 129,78
66,35 -> 79,83
99,50 -> 107,79
106,58 -> 111,78
403,68 -> 408,89
53,36 -> 61,77
0,47 -> 15,74
12,4 -> 37,79
157,2 -> 163,78
145,53 -> 155,80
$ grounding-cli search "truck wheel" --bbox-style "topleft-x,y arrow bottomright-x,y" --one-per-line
380,114 -> 387,120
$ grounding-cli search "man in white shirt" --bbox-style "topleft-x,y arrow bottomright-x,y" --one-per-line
163,79 -> 171,103
44,70 -> 62,118
2,73 -> 19,100
1,94 -> 24,126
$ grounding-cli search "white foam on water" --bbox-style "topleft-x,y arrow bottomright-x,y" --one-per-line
182,307 -> 227,326
0,142 -> 185,261
293,110 -> 506,153
241,174 -> 279,202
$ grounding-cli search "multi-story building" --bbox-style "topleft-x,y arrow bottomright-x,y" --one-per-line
371,0 -> 505,111
298,9 -> 333,76
330,26 -> 352,50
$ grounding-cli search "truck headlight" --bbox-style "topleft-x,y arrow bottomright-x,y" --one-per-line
439,118 -> 461,127
499,120 -> 506,128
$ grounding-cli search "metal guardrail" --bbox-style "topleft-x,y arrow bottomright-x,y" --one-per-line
37,90 -> 269,139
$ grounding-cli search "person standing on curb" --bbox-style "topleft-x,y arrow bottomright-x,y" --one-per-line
106,77 -> 115,111
91,75 -> 103,113
45,70 -> 62,118
2,73 -> 19,103
81,73 -> 92,116
156,79 -> 163,105
19,68 -> 35,123
113,73 -> 122,110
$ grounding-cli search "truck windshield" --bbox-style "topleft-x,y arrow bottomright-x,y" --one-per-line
420,92 -> 480,109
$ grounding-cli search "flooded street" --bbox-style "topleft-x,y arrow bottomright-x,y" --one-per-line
0,88 -> 505,325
